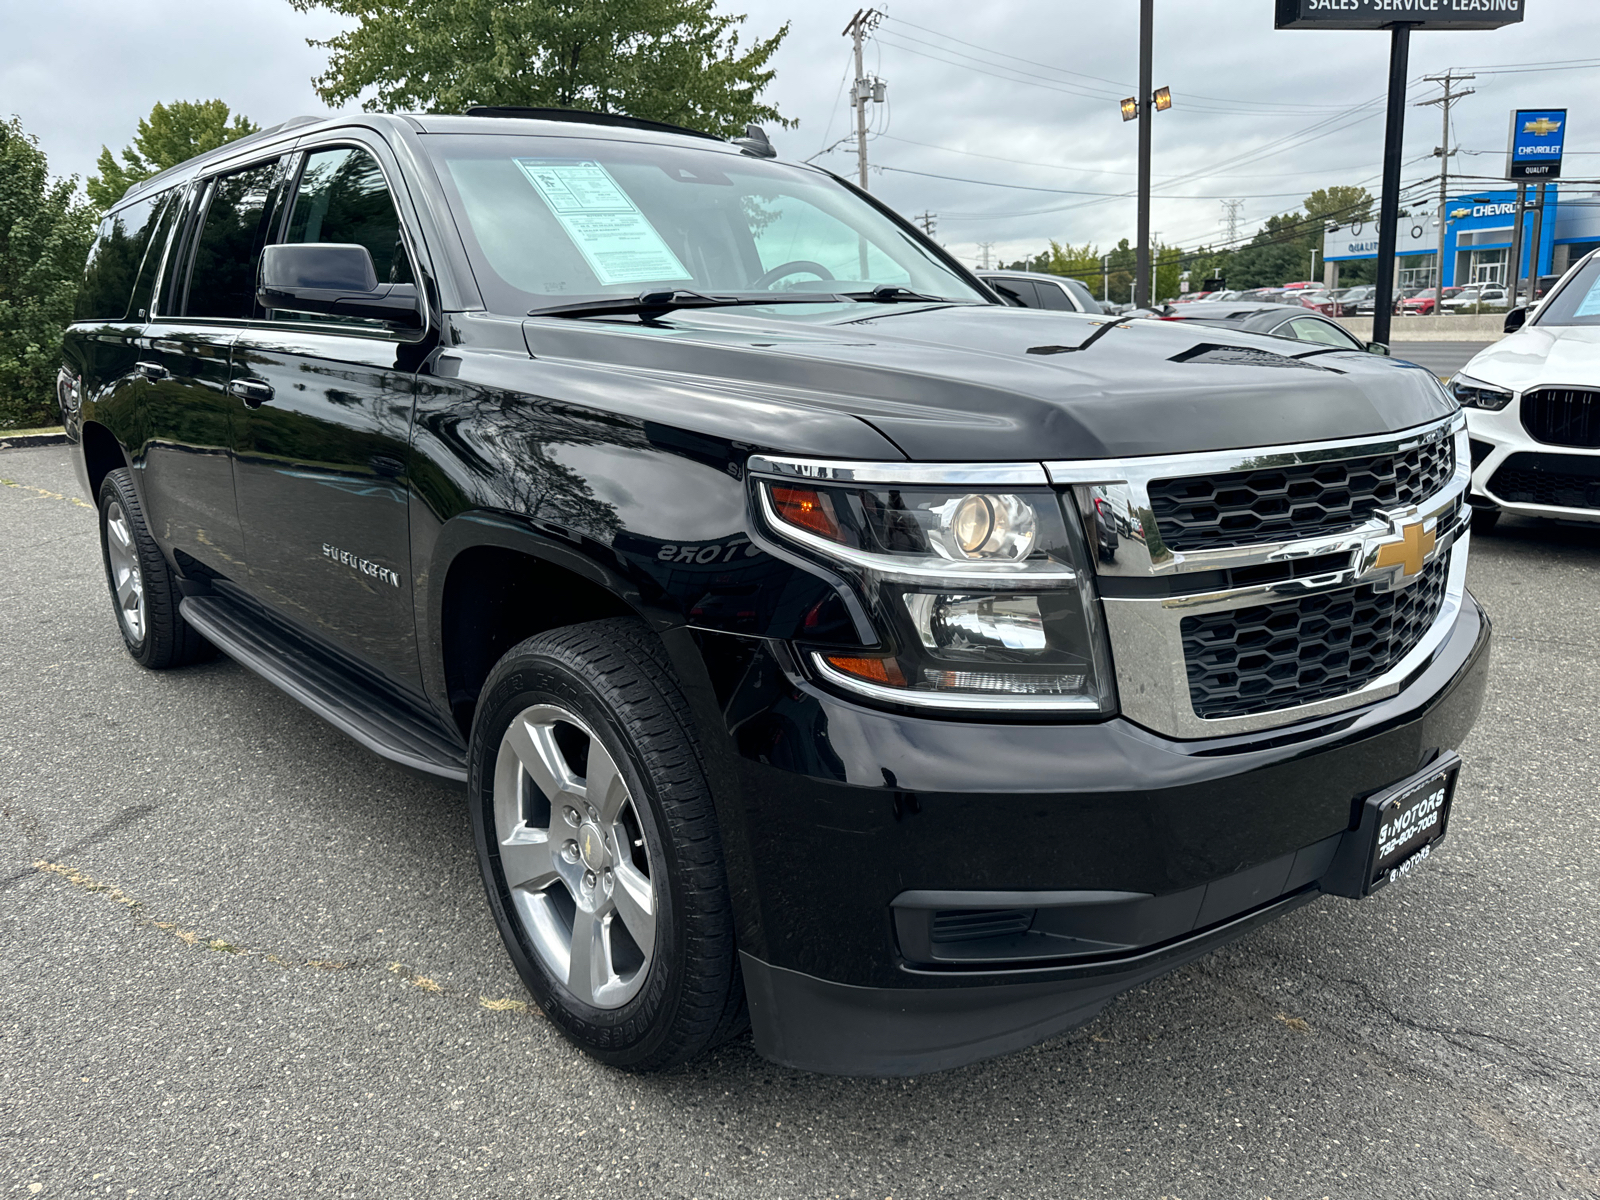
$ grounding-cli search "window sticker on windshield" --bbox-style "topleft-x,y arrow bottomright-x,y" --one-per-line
514,159 -> 691,286
1573,278 -> 1600,318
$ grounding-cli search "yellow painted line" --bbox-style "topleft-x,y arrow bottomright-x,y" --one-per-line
0,477 -> 93,509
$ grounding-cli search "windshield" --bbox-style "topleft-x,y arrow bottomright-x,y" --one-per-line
423,133 -> 988,316
1534,256 -> 1600,327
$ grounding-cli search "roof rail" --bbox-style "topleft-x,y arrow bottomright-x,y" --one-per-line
117,114 -> 327,206
461,106 -> 723,143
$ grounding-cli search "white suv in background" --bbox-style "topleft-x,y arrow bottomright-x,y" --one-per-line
1454,248 -> 1600,531
978,269 -> 1109,314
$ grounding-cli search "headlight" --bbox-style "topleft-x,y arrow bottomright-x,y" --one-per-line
1449,373 -> 1514,411
757,477 -> 1115,713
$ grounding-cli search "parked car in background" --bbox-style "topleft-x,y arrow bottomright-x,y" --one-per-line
1280,280 -> 1321,291
978,270 -> 1108,314
1156,301 -> 1383,352
1356,287 -> 1422,316
1453,248 -> 1600,532
1332,286 -> 1375,316
1401,288 -> 1464,317
1443,286 -> 1509,312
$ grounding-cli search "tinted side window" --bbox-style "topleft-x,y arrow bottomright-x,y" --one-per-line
1061,277 -> 1101,312
1034,280 -> 1074,311
76,193 -> 164,321
128,192 -> 182,321
186,160 -> 281,320
286,147 -> 413,285
989,277 -> 1040,307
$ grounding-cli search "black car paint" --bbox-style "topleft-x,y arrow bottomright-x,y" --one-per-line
62,113 -> 1487,1074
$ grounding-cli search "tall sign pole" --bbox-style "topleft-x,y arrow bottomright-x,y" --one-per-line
1370,23 -> 1415,347
1134,0 -> 1154,309
1274,0 -> 1524,343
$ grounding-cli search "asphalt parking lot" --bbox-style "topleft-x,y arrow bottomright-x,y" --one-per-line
3,443 -> 1598,1200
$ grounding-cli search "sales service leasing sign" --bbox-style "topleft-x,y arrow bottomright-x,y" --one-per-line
1275,0 -> 1525,31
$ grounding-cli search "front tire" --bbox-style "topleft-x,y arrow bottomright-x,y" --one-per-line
467,618 -> 745,1070
97,468 -> 210,669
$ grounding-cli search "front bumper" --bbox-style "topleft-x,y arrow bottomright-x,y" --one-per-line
1468,402 -> 1600,522
693,591 -> 1490,1075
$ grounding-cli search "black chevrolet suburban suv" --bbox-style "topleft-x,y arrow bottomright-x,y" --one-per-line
61,109 -> 1490,1076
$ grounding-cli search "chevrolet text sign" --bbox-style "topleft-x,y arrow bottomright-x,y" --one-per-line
1507,109 -> 1566,180
1275,0 -> 1525,30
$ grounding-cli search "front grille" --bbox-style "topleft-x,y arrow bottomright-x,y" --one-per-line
1149,437 -> 1455,552
1522,388 -> 1600,448
1488,452 -> 1600,510
1181,553 -> 1451,720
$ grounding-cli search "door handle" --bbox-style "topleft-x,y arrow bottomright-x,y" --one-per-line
228,378 -> 275,408
134,361 -> 169,381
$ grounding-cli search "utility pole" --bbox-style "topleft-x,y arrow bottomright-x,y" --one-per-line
1418,71 -> 1474,321
1102,252 -> 1111,304
915,211 -> 938,238
977,242 -> 996,270
1134,0 -> 1155,308
843,9 -> 885,191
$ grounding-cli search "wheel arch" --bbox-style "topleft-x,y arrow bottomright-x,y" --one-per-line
429,514 -> 644,738
80,421 -> 129,502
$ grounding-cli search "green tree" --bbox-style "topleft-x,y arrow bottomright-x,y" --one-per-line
288,0 -> 792,137
0,118 -> 97,429
87,99 -> 259,208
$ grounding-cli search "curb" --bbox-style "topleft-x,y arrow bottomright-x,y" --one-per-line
0,432 -> 70,450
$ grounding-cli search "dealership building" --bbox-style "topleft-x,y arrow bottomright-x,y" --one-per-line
1324,187 -> 1600,290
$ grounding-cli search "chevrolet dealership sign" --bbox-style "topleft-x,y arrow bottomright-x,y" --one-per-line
1275,0 -> 1525,30
1507,109 -> 1567,180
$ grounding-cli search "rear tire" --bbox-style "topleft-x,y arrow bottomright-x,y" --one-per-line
97,469 -> 210,669
467,617 -> 746,1071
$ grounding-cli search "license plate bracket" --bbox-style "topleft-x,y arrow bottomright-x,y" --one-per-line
1321,752 -> 1461,898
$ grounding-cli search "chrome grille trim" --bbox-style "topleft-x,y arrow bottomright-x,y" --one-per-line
1049,414 -> 1471,738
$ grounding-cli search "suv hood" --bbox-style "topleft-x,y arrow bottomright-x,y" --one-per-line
1458,322 -> 1600,394
523,304 -> 1454,461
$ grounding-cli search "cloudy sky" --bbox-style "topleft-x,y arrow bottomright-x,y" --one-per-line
6,0 -> 1598,268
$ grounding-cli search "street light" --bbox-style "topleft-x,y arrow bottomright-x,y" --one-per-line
1152,86 -> 1172,112
1121,97 -> 1139,122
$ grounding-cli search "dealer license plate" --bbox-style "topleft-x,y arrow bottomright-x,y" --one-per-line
1369,760 -> 1458,888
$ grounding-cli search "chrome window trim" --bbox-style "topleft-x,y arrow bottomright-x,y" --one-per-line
747,456 -> 1049,487
809,654 -> 1107,712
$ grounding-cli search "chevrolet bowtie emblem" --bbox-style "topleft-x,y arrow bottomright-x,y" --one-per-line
1523,117 -> 1562,136
1374,520 -> 1435,579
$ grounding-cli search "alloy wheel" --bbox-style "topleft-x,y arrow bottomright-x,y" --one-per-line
104,500 -> 146,645
492,704 -> 658,1009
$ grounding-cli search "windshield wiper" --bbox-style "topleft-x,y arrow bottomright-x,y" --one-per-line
841,285 -> 957,304
528,289 -> 849,319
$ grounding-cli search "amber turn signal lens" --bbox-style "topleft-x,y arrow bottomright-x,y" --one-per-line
824,655 -> 907,687
771,485 -> 843,542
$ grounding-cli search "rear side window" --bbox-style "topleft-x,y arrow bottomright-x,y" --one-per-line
127,192 -> 181,321
989,277 -> 1040,307
185,159 -> 281,319
1034,280 -> 1074,311
285,147 -> 413,285
76,192 -> 166,321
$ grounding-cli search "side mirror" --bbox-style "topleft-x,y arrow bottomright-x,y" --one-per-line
1503,307 -> 1527,334
1366,341 -> 1390,356
257,243 -> 421,327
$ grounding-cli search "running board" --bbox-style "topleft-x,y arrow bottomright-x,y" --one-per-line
180,595 -> 469,784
